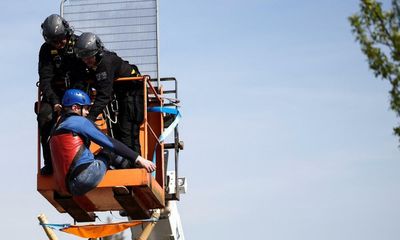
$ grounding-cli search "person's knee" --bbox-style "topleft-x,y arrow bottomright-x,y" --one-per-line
68,162 -> 107,195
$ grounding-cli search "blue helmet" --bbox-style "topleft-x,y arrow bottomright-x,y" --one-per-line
62,89 -> 92,107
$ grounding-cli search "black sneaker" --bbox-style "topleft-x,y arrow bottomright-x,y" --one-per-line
40,165 -> 53,175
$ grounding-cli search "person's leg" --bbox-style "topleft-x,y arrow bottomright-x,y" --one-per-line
118,106 -> 141,154
96,149 -> 135,169
131,122 -> 141,154
37,101 -> 54,175
105,149 -> 136,169
111,152 -> 136,169
115,86 -> 144,152
132,90 -> 144,154
68,159 -> 107,196
114,94 -> 134,149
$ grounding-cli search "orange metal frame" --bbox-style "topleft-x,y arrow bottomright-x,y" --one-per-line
36,76 -> 166,220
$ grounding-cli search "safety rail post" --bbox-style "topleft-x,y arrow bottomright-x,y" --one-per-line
150,77 -> 182,201
171,77 -> 181,201
146,77 -> 165,187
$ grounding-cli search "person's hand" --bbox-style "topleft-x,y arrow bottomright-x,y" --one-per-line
53,104 -> 62,113
135,156 -> 156,173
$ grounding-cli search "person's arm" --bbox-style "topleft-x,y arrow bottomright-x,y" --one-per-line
107,136 -> 155,172
72,117 -> 134,157
87,66 -> 114,121
69,60 -> 89,91
82,118 -> 156,172
38,44 -> 60,106
134,155 -> 157,173
62,114 -> 156,172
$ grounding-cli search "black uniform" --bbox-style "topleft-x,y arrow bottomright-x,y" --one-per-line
37,34 -> 81,171
73,51 -> 144,153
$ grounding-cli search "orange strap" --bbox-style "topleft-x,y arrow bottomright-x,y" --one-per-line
61,221 -> 143,238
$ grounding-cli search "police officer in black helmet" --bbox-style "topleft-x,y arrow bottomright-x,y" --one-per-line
37,14 -> 83,175
73,32 -> 143,154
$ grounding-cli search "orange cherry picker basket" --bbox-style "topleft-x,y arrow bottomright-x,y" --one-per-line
36,76 -> 172,222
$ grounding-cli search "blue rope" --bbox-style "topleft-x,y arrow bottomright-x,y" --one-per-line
40,223 -> 71,230
147,107 -> 181,177
148,106 -> 179,115
148,107 -> 181,142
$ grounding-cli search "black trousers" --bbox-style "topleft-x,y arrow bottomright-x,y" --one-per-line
113,83 -> 144,154
37,101 -> 57,168
96,149 -> 136,169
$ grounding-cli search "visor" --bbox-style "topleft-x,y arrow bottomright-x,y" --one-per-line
75,48 -> 98,58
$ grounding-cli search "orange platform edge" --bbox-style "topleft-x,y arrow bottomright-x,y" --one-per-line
37,168 -> 165,213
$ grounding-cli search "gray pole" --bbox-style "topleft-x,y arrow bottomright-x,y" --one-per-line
60,0 -> 67,17
156,0 -> 161,89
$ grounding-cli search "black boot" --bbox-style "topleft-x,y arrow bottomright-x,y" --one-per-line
40,164 -> 53,175
40,142 -> 53,175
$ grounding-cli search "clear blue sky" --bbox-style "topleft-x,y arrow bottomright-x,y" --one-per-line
0,0 -> 399,239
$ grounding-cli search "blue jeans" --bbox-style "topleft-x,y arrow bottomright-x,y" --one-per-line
68,156 -> 108,196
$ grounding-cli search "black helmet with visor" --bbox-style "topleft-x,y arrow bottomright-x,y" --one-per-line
74,32 -> 104,59
41,14 -> 71,45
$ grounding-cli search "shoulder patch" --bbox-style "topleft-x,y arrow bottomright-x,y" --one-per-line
96,72 -> 108,81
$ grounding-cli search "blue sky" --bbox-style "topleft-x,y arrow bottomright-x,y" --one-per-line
0,0 -> 399,239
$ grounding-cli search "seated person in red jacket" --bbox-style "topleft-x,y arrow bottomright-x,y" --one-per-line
49,89 -> 155,196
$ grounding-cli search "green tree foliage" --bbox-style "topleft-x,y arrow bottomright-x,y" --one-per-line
349,0 -> 400,140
